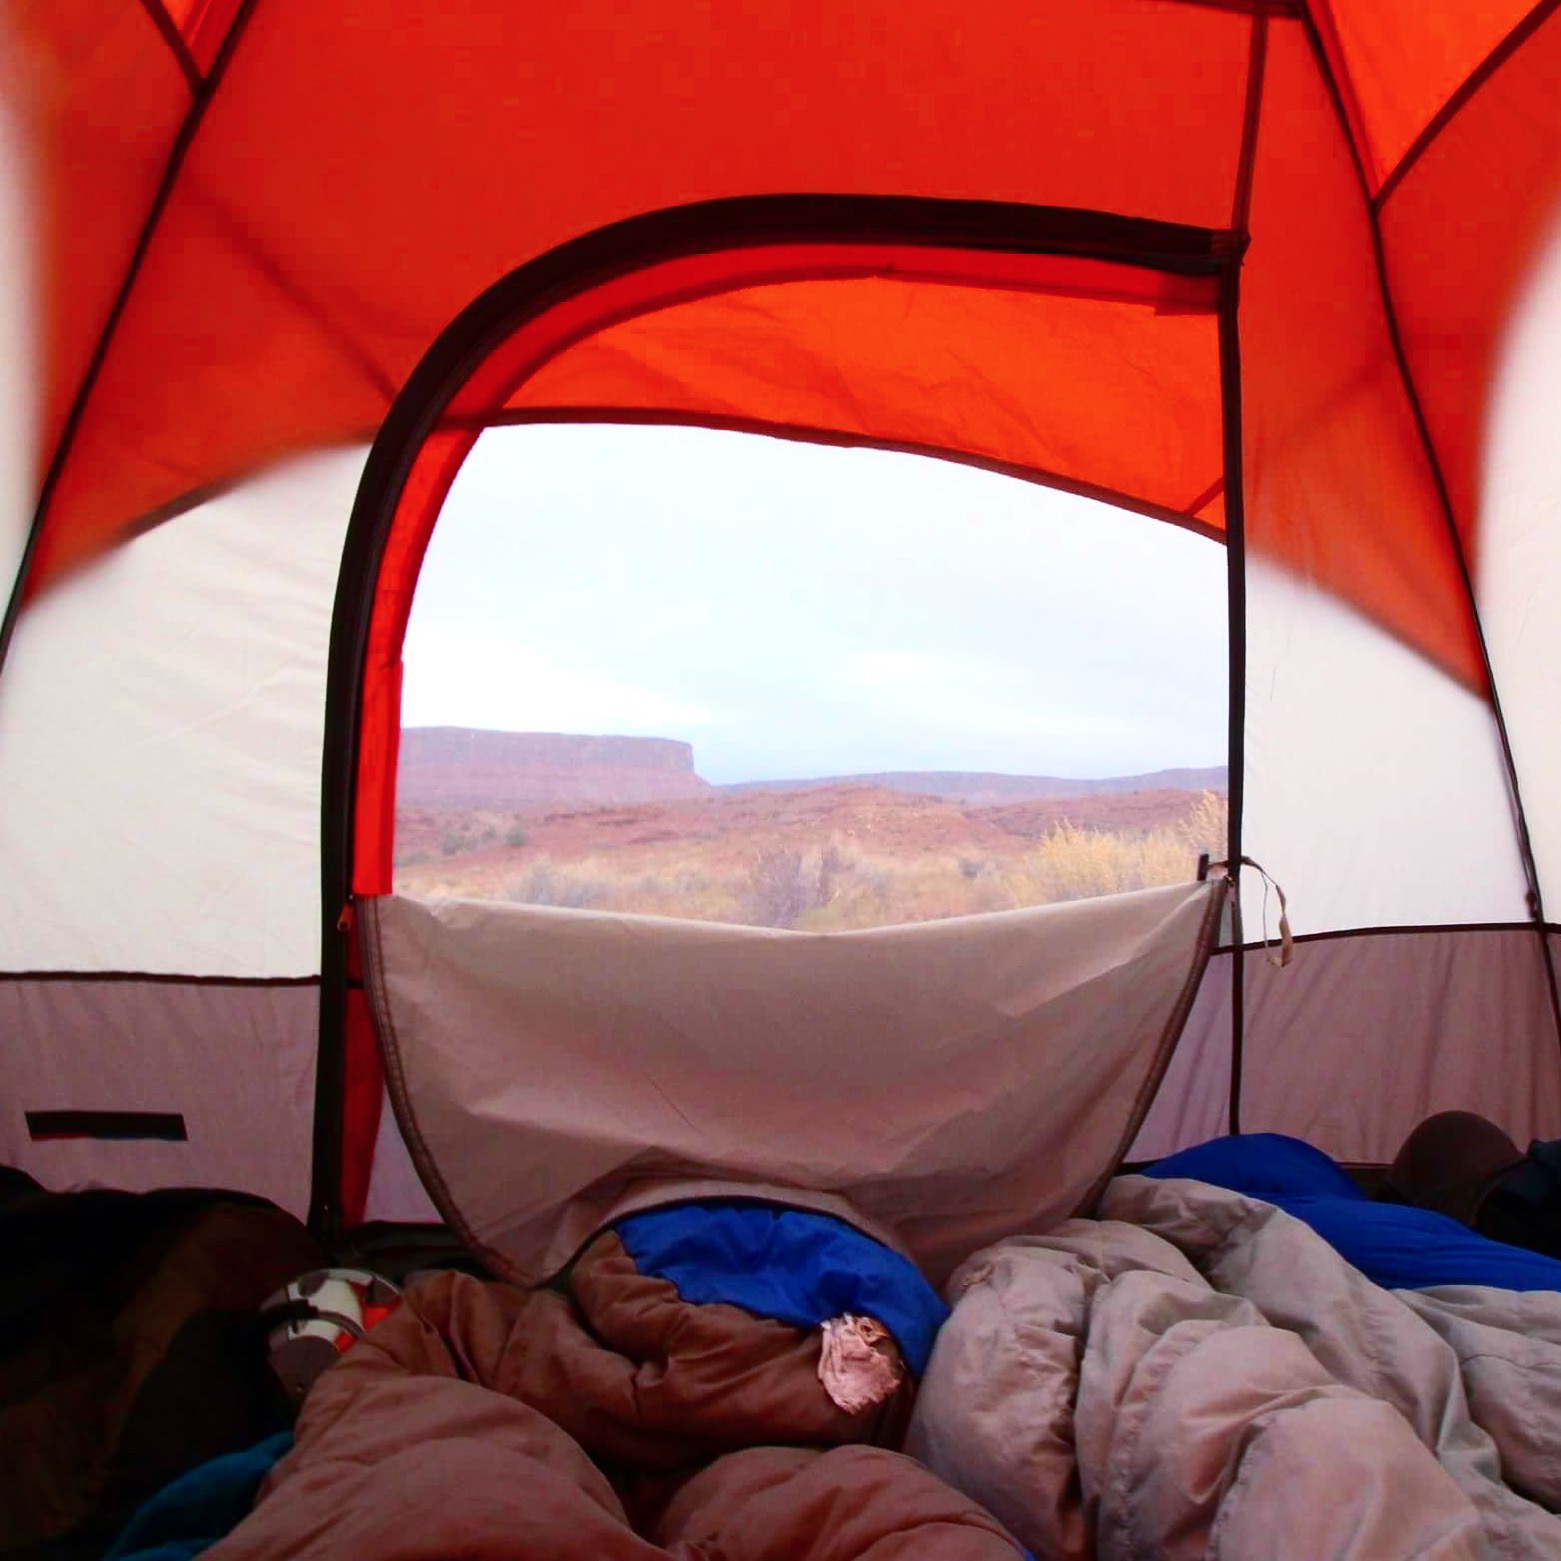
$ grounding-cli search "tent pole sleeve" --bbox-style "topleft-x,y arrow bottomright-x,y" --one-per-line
1221,13 -> 1263,1137
1221,268 -> 1248,1138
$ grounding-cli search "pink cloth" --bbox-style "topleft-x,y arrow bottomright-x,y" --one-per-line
818,1315 -> 902,1413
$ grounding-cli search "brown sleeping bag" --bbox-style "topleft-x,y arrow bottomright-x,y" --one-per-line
209,1231 -> 1024,1559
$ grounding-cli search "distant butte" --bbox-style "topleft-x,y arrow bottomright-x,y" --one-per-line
717,766 -> 1227,805
396,726 -> 1226,810
397,726 -> 710,807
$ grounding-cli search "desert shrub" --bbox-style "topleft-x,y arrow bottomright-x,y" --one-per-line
740,846 -> 846,928
817,842 -> 851,902
506,860 -> 605,910
505,825 -> 529,848
854,862 -> 894,898
439,828 -> 467,856
1184,790 -> 1228,859
410,792 -> 1229,931
741,849 -> 810,928
1005,793 -> 1228,905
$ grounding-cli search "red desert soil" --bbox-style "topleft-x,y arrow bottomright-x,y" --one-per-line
393,728 -> 1226,907
395,783 -> 1216,886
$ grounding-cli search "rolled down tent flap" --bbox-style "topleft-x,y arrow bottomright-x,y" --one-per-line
361,878 -> 1225,1286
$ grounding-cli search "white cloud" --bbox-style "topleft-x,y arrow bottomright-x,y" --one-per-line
842,647 -> 1150,760
847,650 -> 943,689
399,632 -> 715,735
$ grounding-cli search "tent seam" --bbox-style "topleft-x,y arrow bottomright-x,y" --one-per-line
1302,3 -> 1380,187
133,0 -> 202,93
196,194 -> 401,405
1373,0 -> 1561,211
1218,921 -> 1561,950
0,0 -> 263,684
461,407 -> 1228,544
1298,11 -> 1561,1062
1220,278 -> 1248,1139
1231,11 -> 1270,233
0,970 -> 319,986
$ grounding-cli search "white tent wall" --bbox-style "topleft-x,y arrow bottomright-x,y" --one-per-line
1132,931 -> 1561,1164
0,449 -> 363,976
1478,204 -> 1561,910
1238,555 -> 1529,935
0,978 -> 319,1215
1132,552 -> 1547,1163
0,449 -> 363,1210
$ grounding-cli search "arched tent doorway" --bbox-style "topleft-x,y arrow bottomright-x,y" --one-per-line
317,196 -> 1243,1239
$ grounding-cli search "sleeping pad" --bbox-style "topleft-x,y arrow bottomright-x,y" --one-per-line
206,1213 -> 1026,1559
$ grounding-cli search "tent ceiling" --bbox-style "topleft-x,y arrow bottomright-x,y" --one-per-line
1309,0 -> 1537,189
6,1 -> 1560,693
16,0 -> 1255,593
503,270 -> 1227,533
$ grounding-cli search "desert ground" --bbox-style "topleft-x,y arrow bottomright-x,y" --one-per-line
394,728 -> 1226,929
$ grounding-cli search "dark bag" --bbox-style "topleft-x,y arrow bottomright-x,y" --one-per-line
0,1171 -> 320,1560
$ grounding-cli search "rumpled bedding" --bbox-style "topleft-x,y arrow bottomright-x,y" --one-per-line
207,1218 -> 1025,1560
909,1174 -> 1561,1560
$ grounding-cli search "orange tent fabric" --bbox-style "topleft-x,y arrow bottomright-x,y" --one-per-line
7,1 -> 1560,690
1309,0 -> 1536,189
506,272 -> 1227,531
15,1 -> 1253,579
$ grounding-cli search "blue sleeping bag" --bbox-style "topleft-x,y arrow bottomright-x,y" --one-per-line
614,1202 -> 948,1374
1146,1133 -> 1561,1293
105,1433 -> 292,1561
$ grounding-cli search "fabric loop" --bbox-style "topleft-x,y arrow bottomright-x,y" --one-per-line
1206,857 -> 1293,968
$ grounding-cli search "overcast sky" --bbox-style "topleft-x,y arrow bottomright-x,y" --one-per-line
401,423 -> 1228,785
